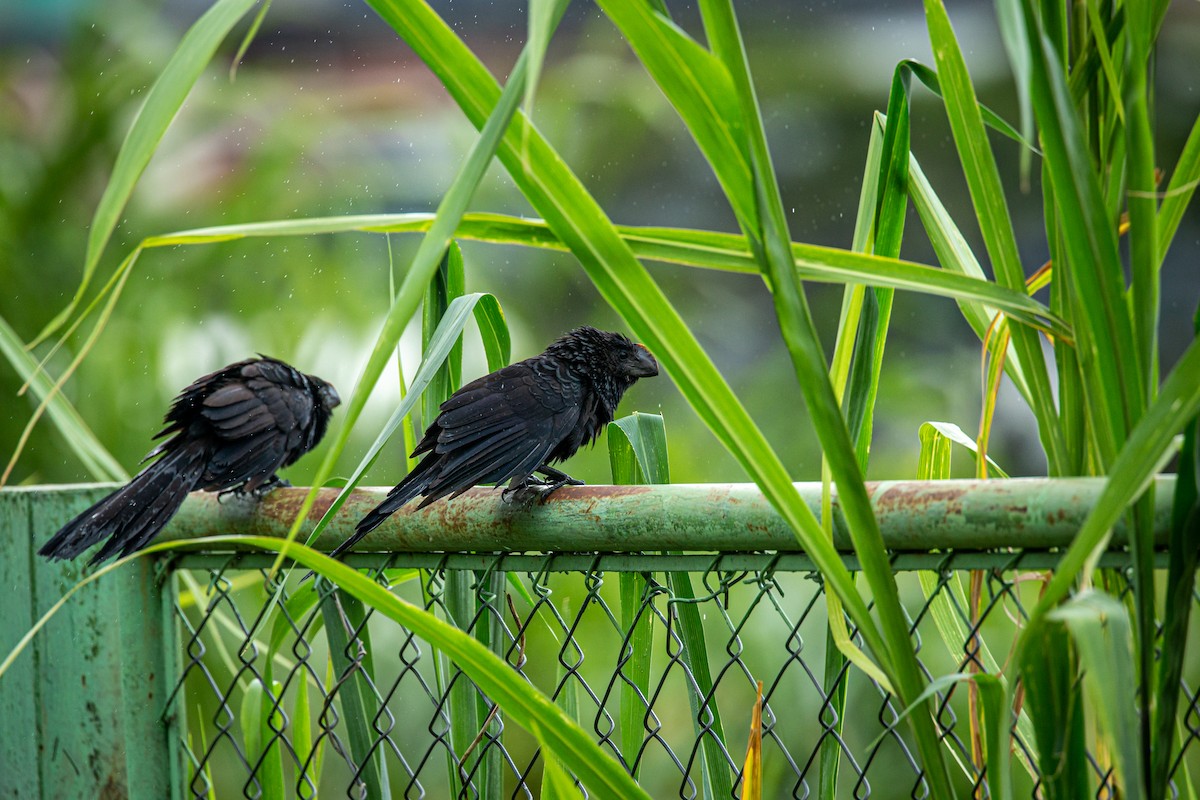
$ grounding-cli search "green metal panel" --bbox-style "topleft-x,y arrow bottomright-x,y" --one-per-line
0,488 -> 40,800
117,562 -> 180,800
0,487 -> 176,800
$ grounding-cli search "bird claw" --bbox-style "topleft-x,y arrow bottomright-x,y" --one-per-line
501,483 -> 544,507
216,476 -> 290,503
500,470 -> 585,506
536,477 -> 584,504
533,466 -> 583,501
252,476 -> 291,497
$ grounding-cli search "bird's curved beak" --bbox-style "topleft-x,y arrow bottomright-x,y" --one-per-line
631,344 -> 659,378
321,383 -> 342,409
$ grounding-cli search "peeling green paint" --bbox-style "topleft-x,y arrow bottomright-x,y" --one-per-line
0,488 -> 176,800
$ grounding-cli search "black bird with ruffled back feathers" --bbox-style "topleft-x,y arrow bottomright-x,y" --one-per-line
39,356 -> 340,565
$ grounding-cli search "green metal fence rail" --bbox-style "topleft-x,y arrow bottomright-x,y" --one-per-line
0,479 -> 1190,799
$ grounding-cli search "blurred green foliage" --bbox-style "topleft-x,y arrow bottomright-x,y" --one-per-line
1,0 -> 1196,489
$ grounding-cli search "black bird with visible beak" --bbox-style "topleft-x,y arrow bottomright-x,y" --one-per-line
338,326 -> 658,556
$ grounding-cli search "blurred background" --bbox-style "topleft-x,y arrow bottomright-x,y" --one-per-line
2,0 -> 1198,487
4,4 -> 1200,797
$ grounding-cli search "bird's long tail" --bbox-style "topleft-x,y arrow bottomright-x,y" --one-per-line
38,440 -> 209,565
330,458 -> 438,559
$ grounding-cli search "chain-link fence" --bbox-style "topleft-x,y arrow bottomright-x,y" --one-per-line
166,550 -> 1200,799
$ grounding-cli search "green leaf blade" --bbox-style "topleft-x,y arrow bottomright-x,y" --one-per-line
35,0 -> 261,347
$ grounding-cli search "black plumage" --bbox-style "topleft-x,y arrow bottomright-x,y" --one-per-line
39,356 -> 340,565
337,326 -> 658,556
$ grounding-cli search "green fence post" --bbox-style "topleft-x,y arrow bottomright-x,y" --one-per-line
0,487 -> 40,799
0,487 -> 178,800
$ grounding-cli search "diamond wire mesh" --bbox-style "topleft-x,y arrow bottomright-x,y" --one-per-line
168,554 -> 1200,799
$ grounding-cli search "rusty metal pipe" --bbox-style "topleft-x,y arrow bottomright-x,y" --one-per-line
9,477 -> 1172,554
117,475 -> 1172,552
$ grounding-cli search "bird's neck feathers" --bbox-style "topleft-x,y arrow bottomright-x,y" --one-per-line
544,327 -> 638,413
590,371 -> 637,417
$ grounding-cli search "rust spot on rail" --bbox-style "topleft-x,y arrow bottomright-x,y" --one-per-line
254,487 -> 346,524
873,482 -> 969,512
546,484 -> 653,501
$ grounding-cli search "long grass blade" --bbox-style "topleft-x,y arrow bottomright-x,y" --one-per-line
1157,112 -> 1200,259
993,334 -> 1200,795
1151,309 -> 1200,798
916,421 -> 1038,784
422,245 -> 466,427
0,315 -> 126,483
541,659 -> 585,799
820,113 -> 889,750
994,0 -> 1033,183
907,151 -> 1032,402
973,674 -> 1010,800
239,677 -> 286,800
1034,334 -> 1200,616
1016,0 -> 1140,466
839,64 -> 910,462
421,244 -> 495,799
899,59 -> 1032,148
923,0 -> 1065,475
1015,616 -> 1087,800
229,0 -> 272,81
293,665 -> 317,795
610,414 -> 733,798
614,569 -> 651,780
1043,178 -> 1086,476
608,413 -> 668,781
668,571 -> 734,799
608,412 -> 734,795
1051,593 -> 1146,799
1018,2 -> 1154,774
919,422 -> 1009,478
817,121 -> 885,795
32,0 -> 260,347
363,0 -> 892,689
320,591 -> 390,799
594,0 -> 754,231
268,6 -> 563,580
3,261 -> 135,486
138,212 -> 1068,336
698,0 -> 954,791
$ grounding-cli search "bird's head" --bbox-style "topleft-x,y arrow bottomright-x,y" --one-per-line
549,326 -> 659,386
